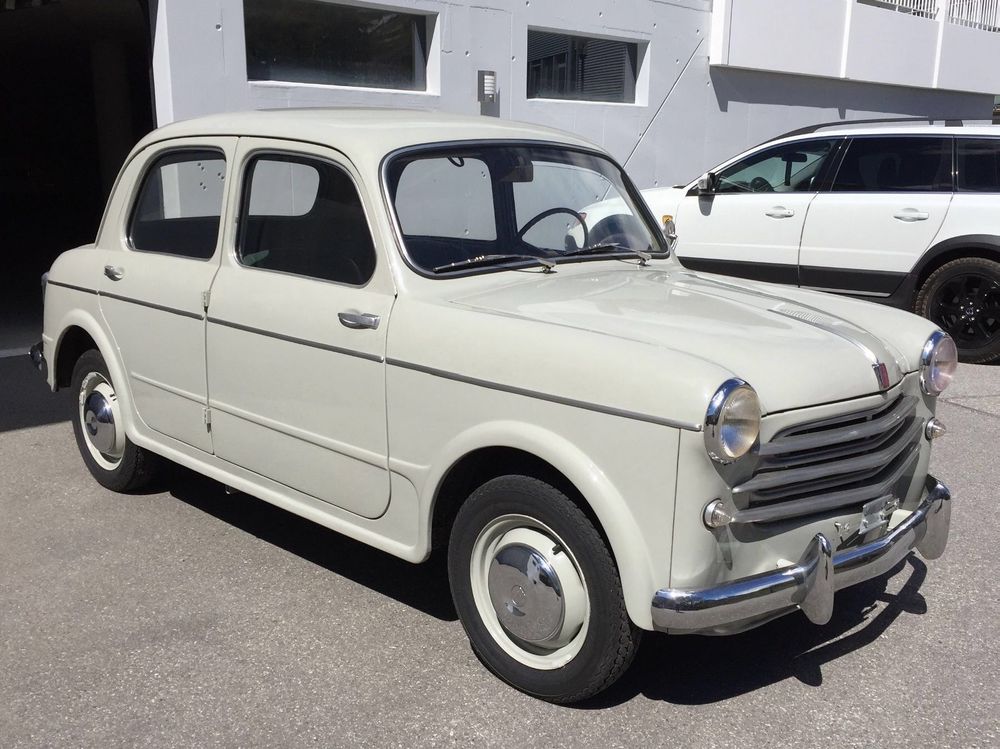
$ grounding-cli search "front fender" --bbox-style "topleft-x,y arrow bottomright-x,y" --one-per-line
421,419 -> 666,630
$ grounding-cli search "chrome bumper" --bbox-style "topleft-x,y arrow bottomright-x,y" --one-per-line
651,476 -> 951,634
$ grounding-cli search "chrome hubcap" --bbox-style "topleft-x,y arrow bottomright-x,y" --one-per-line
84,390 -> 117,455
472,518 -> 588,669
79,372 -> 125,469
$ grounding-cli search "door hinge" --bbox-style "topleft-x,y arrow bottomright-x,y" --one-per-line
203,407 -> 212,430
202,290 -> 211,310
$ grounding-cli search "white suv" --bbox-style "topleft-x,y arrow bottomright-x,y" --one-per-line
642,124 -> 1000,363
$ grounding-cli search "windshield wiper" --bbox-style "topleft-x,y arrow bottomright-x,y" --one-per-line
558,243 -> 652,264
432,253 -> 556,274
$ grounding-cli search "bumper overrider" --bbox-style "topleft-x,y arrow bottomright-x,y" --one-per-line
651,476 -> 951,634
29,340 -> 47,380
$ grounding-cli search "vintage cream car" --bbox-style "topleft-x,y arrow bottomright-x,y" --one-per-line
31,110 -> 955,703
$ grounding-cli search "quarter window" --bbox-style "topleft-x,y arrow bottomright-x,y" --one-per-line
244,0 -> 429,91
956,138 -> 1000,192
238,154 -> 376,286
832,137 -> 952,192
714,139 -> 838,194
129,150 -> 226,259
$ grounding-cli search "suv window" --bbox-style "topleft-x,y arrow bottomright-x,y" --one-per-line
129,150 -> 226,259
957,138 -> 1000,192
238,154 -> 376,286
714,139 -> 838,194
832,136 -> 952,192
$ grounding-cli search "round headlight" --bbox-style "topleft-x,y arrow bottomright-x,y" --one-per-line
704,379 -> 761,464
920,331 -> 958,396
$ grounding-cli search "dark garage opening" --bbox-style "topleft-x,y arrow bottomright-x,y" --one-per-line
0,0 -> 154,354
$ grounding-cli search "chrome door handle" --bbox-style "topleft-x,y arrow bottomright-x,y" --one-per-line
765,207 -> 795,219
338,311 -> 380,330
104,265 -> 125,280
893,210 -> 930,222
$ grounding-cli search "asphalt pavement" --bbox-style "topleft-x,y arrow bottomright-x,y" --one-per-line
1,354 -> 998,748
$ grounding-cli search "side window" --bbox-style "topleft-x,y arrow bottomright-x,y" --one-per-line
238,154 -> 376,286
957,138 -> 1000,192
832,137 -> 952,192
715,139 -> 837,194
129,150 -> 226,259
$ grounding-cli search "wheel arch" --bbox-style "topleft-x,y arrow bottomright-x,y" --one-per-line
50,310 -> 136,432
423,421 -> 658,630
912,234 -> 1000,299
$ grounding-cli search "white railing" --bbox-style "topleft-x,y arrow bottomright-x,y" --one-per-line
947,0 -> 1000,31
857,0 -> 939,19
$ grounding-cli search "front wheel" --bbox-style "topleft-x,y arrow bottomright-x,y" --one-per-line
915,256 -> 1000,364
448,475 -> 640,703
71,349 -> 160,492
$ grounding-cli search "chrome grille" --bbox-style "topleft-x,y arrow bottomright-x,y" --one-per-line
732,395 -> 922,524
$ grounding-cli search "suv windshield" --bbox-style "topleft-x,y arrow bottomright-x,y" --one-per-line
386,143 -> 668,275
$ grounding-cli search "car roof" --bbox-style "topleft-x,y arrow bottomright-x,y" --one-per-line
132,108 -> 602,164
773,123 -> 1000,142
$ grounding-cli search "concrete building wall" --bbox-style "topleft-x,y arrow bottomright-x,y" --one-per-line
147,0 -> 993,188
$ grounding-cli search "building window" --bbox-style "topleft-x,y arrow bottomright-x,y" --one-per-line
244,0 -> 429,91
526,30 -> 639,103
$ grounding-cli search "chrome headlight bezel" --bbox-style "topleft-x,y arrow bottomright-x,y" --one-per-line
919,331 -> 958,397
704,379 -> 761,464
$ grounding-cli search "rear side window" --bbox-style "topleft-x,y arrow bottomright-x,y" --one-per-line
129,150 -> 226,259
957,138 -> 1000,192
238,154 -> 376,286
832,137 -> 952,192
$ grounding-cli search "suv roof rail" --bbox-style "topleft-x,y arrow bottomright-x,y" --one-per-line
763,117 -> 991,145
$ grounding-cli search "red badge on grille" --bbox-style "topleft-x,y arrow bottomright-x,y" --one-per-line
873,362 -> 890,390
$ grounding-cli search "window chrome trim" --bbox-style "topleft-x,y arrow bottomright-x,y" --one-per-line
378,138 -> 670,280
386,357 -> 701,431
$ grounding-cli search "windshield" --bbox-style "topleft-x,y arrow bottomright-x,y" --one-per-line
385,143 -> 668,275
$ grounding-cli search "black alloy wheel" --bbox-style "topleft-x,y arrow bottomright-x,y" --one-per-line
916,256 -> 1000,364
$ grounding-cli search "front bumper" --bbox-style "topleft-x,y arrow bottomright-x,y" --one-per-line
651,476 -> 951,634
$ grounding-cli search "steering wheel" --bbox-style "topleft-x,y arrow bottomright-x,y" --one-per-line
516,207 -> 589,249
749,176 -> 773,193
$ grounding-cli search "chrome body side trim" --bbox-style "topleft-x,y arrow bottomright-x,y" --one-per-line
101,291 -> 204,321
207,317 -> 384,363
386,357 -> 702,431
46,280 -> 98,295
651,476 -> 951,634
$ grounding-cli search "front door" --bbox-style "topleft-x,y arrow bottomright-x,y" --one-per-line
206,139 -> 394,519
99,139 -> 235,453
675,138 -> 840,285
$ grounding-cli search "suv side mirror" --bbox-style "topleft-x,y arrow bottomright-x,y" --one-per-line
697,171 -> 717,194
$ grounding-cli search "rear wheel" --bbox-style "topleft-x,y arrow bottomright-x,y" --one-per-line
71,349 -> 159,492
915,256 -> 1000,364
448,475 -> 640,703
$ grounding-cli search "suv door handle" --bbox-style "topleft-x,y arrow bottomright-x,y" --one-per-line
338,311 -> 380,330
765,207 -> 795,219
104,265 -> 125,280
893,210 -> 930,222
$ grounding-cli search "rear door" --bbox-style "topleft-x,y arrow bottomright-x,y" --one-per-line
675,138 -> 839,284
798,135 -> 953,298
99,139 -> 234,453
205,138 -> 394,519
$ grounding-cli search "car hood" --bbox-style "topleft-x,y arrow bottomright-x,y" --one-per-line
447,265 -> 922,415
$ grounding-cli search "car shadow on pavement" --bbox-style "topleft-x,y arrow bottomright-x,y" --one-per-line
165,465 -> 459,623
582,555 -> 928,708
0,356 -> 73,433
